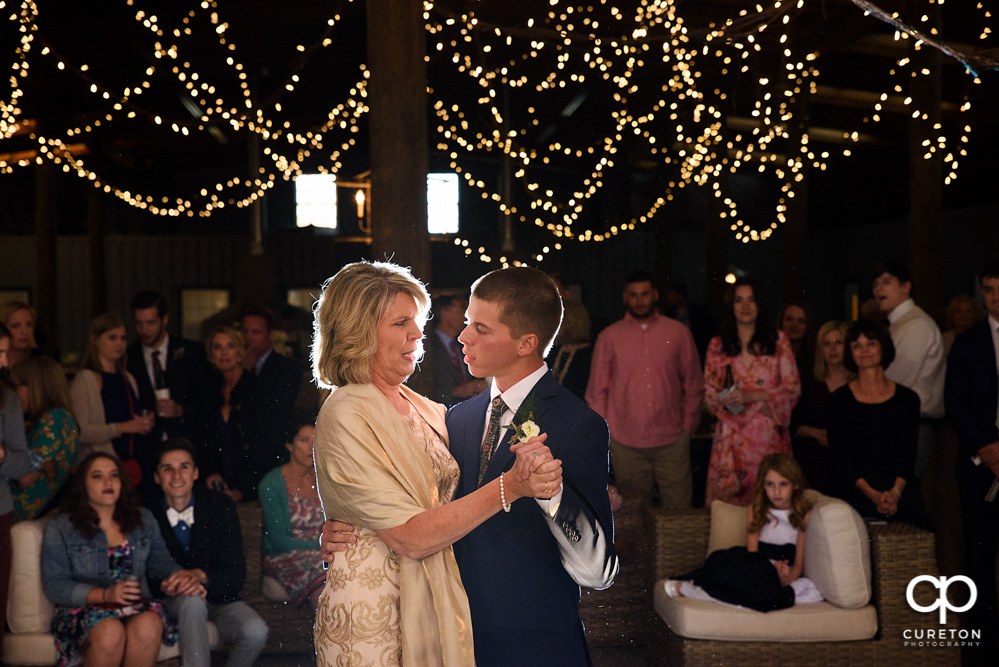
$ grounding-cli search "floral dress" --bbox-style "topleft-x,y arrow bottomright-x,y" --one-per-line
11,408 -> 79,521
261,492 -> 326,604
50,540 -> 177,667
315,406 -> 461,667
704,331 -> 801,505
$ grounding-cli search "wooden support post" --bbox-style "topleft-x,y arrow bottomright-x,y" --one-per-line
907,0 -> 943,319
366,0 -> 430,283
783,82 -> 810,302
34,162 -> 57,357
706,170 -> 731,317
86,187 -> 106,317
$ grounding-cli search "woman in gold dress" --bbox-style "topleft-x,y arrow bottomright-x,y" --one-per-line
311,262 -> 562,667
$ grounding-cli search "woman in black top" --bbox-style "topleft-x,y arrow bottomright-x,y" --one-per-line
827,320 -> 931,529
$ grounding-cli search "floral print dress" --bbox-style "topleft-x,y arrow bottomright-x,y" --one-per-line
11,408 -> 79,521
314,406 -> 461,667
50,540 -> 176,667
261,492 -> 326,604
704,331 -> 801,505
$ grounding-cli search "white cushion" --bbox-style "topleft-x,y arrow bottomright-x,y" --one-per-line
706,491 -> 871,610
8,516 -> 54,634
2,632 -> 58,666
655,580 -> 878,642
261,575 -> 292,602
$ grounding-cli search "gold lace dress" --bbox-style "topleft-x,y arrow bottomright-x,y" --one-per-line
315,404 -> 461,667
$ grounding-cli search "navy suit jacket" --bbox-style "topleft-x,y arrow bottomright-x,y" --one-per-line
945,318 -> 999,459
447,370 -> 617,667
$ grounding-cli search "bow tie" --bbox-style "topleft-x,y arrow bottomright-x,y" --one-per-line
167,506 -> 195,528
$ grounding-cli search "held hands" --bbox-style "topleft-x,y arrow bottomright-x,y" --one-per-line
162,569 -> 207,598
873,490 -> 899,516
320,520 -> 358,563
508,435 -> 562,501
774,560 -> 795,587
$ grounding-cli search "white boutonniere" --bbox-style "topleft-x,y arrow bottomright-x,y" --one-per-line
502,393 -> 542,443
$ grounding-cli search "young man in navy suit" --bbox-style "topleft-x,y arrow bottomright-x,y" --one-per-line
945,258 -> 999,664
321,267 -> 617,665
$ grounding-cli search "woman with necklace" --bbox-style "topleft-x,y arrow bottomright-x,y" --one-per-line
259,417 -> 326,611
704,277 -> 801,505
827,320 -> 930,528
197,326 -> 260,503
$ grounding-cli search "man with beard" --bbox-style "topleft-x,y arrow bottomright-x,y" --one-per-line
585,270 -> 704,509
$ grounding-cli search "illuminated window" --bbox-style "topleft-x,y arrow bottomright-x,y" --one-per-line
181,289 -> 230,341
427,173 -> 459,234
287,289 -> 317,311
296,174 -> 337,229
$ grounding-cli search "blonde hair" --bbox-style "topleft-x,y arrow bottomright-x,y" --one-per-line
312,262 -> 430,389
749,454 -> 811,533
205,326 -> 246,368
813,320 -> 851,382
10,356 -> 74,423
556,300 -> 591,346
80,313 -> 128,376
0,301 -> 37,349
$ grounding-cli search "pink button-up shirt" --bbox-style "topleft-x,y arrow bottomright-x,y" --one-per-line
585,312 -> 705,449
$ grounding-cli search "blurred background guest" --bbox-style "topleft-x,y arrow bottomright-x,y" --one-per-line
827,320 -> 930,529
198,326 -> 260,502
241,307 -> 303,475
70,314 -> 154,491
777,300 -> 813,377
9,356 -> 79,520
941,294 -> 982,357
704,278 -> 800,505
550,300 -> 593,400
126,291 -> 209,444
790,321 -> 852,495
0,323 -> 31,657
259,418 -> 325,612
0,302 -> 38,368
417,295 -> 486,408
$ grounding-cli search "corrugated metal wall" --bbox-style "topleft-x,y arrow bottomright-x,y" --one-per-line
0,234 -> 367,358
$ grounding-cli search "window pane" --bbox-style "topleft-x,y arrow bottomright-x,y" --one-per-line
427,173 -> 459,234
181,289 -> 230,341
296,174 -> 338,229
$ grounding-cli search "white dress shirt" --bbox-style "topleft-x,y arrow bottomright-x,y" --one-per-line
885,298 -> 946,418
484,363 -> 562,515
142,333 -> 170,390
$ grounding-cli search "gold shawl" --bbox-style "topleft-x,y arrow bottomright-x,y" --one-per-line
314,382 -> 475,667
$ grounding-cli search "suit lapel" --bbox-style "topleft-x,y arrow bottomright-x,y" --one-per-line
458,391 -> 490,498
481,372 -> 560,485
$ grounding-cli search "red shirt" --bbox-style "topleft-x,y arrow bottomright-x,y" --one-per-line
585,312 -> 705,449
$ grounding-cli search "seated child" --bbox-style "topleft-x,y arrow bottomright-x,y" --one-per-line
664,454 -> 823,612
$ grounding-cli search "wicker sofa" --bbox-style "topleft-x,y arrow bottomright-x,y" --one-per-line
649,505 -> 961,666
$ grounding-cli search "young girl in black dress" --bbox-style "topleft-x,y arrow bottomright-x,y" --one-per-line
665,454 -> 823,611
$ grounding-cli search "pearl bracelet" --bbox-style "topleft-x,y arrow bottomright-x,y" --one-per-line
499,473 -> 511,512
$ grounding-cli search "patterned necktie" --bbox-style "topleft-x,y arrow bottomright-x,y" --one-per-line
477,397 -> 507,487
151,350 -> 165,390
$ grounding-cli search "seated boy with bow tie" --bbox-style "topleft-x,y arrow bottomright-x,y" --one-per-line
147,439 -> 269,667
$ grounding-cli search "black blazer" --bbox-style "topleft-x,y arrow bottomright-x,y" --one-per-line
945,318 -> 999,458
255,350 -> 303,458
147,487 -> 246,604
126,336 -> 210,441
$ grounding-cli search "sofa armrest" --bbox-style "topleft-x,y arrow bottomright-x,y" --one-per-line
868,521 -> 958,637
648,508 -> 711,581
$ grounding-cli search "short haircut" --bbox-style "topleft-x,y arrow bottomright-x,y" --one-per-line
155,438 -> 198,468
843,319 -> 896,373
871,260 -> 913,287
812,320 -> 851,382
625,269 -> 654,287
979,258 -> 999,284
243,305 -> 277,331
471,267 -> 563,358
313,261 -> 430,389
81,313 -> 128,376
131,291 -> 167,318
204,325 -> 246,367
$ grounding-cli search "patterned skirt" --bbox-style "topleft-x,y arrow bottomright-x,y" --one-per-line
51,601 -> 177,667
